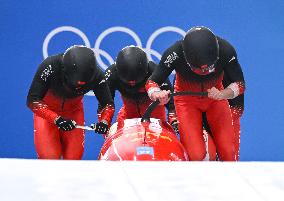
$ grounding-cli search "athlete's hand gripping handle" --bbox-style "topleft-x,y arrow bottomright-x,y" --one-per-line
54,116 -> 76,131
150,90 -> 171,105
91,121 -> 109,134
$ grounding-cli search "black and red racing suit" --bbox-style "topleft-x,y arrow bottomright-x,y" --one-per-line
146,38 -> 245,161
27,54 -> 114,159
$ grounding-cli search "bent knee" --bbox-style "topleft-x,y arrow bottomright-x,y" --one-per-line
38,152 -> 61,159
188,150 -> 207,161
217,149 -> 236,161
63,150 -> 84,160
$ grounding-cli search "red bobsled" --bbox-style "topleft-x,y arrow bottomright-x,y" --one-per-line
97,92 -> 216,161
98,118 -> 189,161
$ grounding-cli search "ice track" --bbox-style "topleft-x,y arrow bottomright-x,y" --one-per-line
0,159 -> 283,201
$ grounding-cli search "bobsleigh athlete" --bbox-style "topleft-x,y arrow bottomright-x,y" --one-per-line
101,46 -> 178,132
27,46 -> 114,159
146,27 -> 245,161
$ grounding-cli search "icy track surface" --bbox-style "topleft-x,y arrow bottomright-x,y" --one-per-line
0,159 -> 283,201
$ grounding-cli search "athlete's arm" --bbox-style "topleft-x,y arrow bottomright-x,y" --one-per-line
222,40 -> 245,99
26,57 -> 59,123
93,69 -> 115,126
146,42 -> 180,104
208,40 -> 245,100
97,65 -> 116,121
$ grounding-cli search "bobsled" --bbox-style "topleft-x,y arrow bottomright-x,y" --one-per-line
98,118 -> 189,161
76,92 -> 216,161
96,91 -> 216,161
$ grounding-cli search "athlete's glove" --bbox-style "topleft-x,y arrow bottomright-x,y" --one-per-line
171,120 -> 179,135
92,121 -> 109,134
54,116 -> 76,131
168,112 -> 179,135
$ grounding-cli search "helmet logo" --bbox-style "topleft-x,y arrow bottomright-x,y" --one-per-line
200,64 -> 208,69
128,80 -> 136,86
189,63 -> 216,75
77,81 -> 86,85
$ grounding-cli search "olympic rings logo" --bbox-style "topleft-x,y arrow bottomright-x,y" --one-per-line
43,26 -> 186,70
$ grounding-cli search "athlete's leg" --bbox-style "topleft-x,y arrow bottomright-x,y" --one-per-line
206,100 -> 236,161
150,105 -> 167,122
116,106 -> 127,129
202,112 -> 217,160
61,107 -> 85,160
231,107 -> 242,160
34,114 -> 62,159
175,98 -> 206,161
202,130 -> 217,161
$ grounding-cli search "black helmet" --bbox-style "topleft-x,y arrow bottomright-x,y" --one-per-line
182,26 -> 219,75
116,46 -> 148,86
62,46 -> 97,92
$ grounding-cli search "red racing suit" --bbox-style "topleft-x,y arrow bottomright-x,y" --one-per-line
27,54 -> 114,159
146,38 -> 245,161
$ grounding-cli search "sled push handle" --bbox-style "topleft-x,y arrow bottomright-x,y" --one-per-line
141,91 -> 208,122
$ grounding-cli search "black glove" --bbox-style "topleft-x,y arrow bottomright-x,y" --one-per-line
92,121 -> 108,134
54,116 -> 76,131
171,120 -> 179,135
